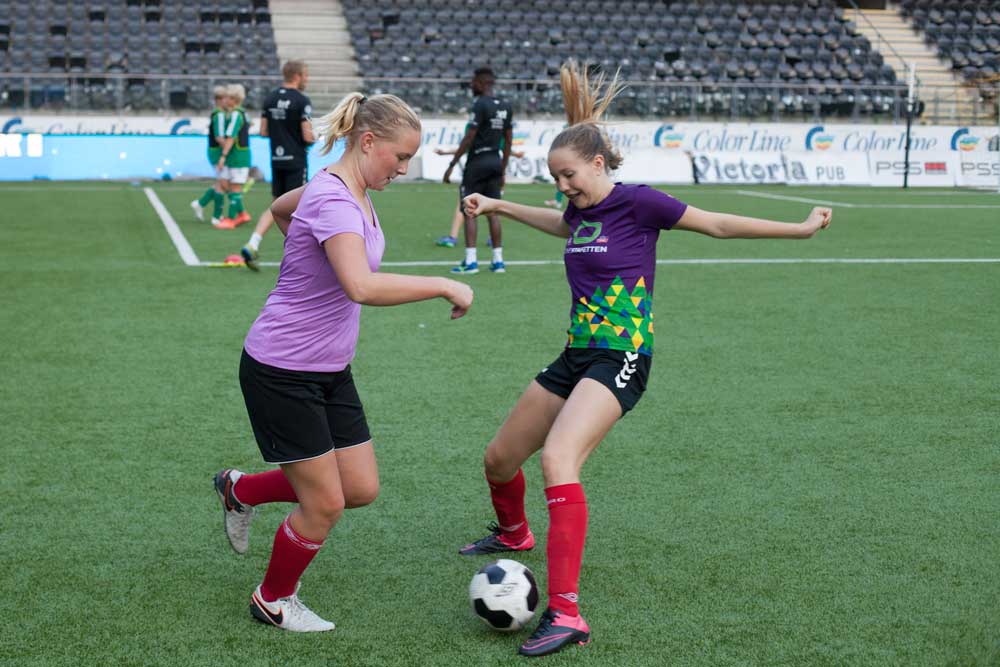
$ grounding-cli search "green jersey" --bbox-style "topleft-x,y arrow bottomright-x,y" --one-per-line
224,107 -> 251,168
208,107 -> 226,164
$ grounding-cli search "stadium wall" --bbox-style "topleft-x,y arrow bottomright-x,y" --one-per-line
1,114 -> 997,187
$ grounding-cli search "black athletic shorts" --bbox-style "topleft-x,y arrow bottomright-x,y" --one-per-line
460,153 -> 503,209
534,348 -> 652,415
271,166 -> 307,198
239,349 -> 371,464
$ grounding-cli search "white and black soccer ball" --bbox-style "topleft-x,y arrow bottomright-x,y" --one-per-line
469,558 -> 539,632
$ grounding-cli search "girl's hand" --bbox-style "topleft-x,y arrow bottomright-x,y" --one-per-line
462,194 -> 500,217
443,280 -> 474,319
801,207 -> 832,237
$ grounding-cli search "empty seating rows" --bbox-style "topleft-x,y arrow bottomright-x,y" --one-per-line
899,0 -> 1000,82
344,0 -> 904,118
0,0 -> 279,110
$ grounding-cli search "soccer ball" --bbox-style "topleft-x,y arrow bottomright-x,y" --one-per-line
469,559 -> 539,632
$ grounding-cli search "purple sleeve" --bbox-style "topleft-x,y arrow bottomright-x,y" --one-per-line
310,196 -> 366,245
634,185 -> 688,230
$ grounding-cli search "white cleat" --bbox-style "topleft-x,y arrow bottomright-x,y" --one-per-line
213,468 -> 254,554
250,585 -> 335,632
190,199 -> 204,221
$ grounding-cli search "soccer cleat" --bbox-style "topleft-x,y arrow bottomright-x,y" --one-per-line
190,199 -> 204,221
213,468 -> 254,554
240,245 -> 260,272
450,261 -> 479,275
214,217 -> 237,230
250,585 -> 335,633
234,211 -> 252,226
435,235 -> 457,248
490,261 -> 506,273
459,522 -> 535,555
518,608 -> 591,657
210,216 -> 222,227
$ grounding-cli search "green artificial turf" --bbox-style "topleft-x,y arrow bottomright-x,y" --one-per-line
1,181 -> 998,666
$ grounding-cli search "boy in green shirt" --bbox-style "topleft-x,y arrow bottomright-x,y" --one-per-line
216,84 -> 252,229
190,86 -> 229,225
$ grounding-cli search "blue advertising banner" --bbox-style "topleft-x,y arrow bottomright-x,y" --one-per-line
0,134 -> 344,181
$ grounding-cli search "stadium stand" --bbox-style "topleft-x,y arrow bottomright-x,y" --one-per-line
0,0 -> 280,111
344,0 -> 909,119
899,0 -> 1000,84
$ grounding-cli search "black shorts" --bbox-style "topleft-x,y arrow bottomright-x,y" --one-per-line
271,166 -> 307,198
460,154 -> 503,207
239,349 -> 371,464
534,348 -> 652,415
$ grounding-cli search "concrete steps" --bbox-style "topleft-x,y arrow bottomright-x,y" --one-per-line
852,6 -> 984,123
267,0 -> 361,112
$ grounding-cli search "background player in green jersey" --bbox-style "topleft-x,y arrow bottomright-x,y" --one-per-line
190,86 -> 229,225
216,84 -> 252,229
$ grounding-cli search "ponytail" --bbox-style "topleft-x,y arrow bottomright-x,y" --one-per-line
551,60 -> 624,171
315,92 -> 420,156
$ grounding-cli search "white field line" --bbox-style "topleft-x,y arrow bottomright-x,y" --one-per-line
214,257 -> 1000,269
734,189 -> 1000,209
734,189 -> 854,207
144,187 -> 201,266
140,188 -> 999,268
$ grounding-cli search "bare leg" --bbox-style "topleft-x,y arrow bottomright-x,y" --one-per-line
487,213 -> 502,250
335,441 -> 379,509
252,207 -> 276,240
463,212 -> 478,249
484,380 -> 566,483
539,379 -> 621,486
449,202 -> 463,239
279,449 -> 346,542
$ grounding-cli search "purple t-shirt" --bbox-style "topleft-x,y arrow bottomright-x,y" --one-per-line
562,183 -> 687,356
244,170 -> 385,372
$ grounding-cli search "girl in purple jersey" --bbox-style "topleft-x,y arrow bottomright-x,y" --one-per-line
460,61 -> 831,658
212,92 -> 474,633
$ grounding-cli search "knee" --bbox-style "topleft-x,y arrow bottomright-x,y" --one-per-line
301,492 -> 346,527
344,481 -> 379,509
539,448 -> 575,487
483,443 -> 513,481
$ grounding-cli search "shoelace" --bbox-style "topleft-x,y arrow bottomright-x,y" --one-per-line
485,521 -> 501,536
527,610 -> 557,639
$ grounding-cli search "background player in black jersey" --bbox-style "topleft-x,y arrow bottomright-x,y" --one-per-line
443,67 -> 512,274
239,60 -> 315,270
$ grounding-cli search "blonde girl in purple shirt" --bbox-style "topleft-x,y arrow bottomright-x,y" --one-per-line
212,92 -> 473,633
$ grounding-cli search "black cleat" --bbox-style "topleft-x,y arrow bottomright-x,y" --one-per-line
518,608 -> 591,657
459,522 -> 535,556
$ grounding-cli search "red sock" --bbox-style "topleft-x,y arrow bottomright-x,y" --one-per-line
488,469 -> 530,543
260,516 -> 323,602
233,469 -> 297,506
545,483 -> 588,617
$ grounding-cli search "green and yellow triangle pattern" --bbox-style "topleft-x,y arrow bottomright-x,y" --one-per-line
567,276 -> 654,354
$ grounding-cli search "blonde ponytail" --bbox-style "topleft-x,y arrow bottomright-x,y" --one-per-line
551,60 -> 625,171
559,60 -> 622,126
315,92 -> 420,155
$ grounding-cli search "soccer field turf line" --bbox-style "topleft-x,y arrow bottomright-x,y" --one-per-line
143,187 -> 200,266
735,189 -> 1000,209
142,183 -> 1000,268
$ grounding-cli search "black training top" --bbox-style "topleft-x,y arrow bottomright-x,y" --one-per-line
261,86 -> 313,170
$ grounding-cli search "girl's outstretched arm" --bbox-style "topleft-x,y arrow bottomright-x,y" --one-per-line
675,205 -> 832,239
463,193 -> 570,238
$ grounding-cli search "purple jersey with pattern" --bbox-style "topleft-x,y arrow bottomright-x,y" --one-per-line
562,183 -> 687,356
244,170 -> 384,372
